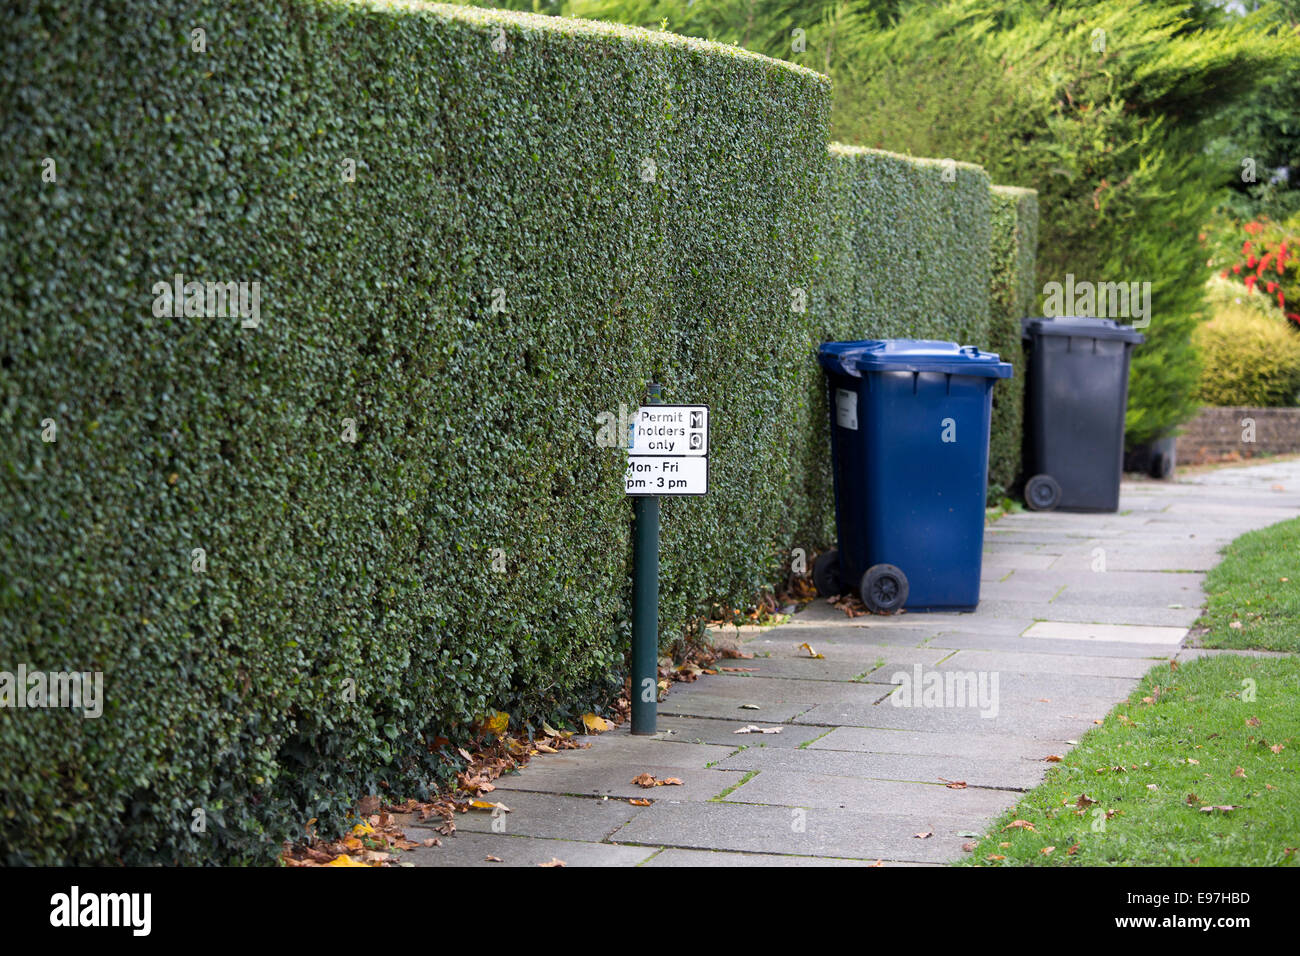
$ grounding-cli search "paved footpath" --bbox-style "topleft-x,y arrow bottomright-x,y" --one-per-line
407,459 -> 1300,866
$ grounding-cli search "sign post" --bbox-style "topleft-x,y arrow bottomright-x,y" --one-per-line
626,386 -> 710,735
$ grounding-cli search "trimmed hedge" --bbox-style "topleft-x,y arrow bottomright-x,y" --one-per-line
821,145 -> 992,346
1,0 -> 831,864
795,144 -> 995,534
986,185 -> 1039,500
0,1 -> 1033,863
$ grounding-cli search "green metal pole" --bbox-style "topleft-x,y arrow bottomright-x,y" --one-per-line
630,382 -> 662,735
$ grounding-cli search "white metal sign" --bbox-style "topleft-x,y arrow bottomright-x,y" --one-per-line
625,455 -> 708,495
627,405 -> 708,456
625,404 -> 709,496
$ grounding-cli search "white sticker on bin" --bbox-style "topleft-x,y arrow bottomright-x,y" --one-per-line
835,388 -> 858,431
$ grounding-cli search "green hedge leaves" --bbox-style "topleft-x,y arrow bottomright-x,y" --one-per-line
0,0 -> 1034,863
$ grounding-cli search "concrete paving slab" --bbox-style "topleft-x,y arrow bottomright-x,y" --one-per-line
937,648 -> 1158,679
490,763 -> 748,803
438,790 -> 647,842
808,726 -> 1071,760
652,715 -> 828,749
792,697 -> 1118,739
514,733 -> 735,770
975,599 -> 1200,627
1023,621 -> 1188,645
406,831 -> 657,867
609,801 -> 973,863
870,665 -> 1142,702
664,674 -> 884,705
977,548 -> 1060,572
641,848 -> 904,867
924,629 -> 1184,658
721,769 -> 1020,818
1049,549 -> 1225,572
714,745 -> 1047,790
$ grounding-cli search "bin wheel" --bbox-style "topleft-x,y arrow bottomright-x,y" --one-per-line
812,549 -> 841,597
860,564 -> 908,614
1025,473 -> 1061,512
1150,449 -> 1174,480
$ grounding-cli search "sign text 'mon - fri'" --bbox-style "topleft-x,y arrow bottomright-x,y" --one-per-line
625,404 -> 709,496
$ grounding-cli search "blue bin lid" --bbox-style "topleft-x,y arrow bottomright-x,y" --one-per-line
1021,316 -> 1145,344
817,339 -> 1013,378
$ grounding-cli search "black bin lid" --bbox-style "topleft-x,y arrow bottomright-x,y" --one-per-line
1021,316 -> 1145,344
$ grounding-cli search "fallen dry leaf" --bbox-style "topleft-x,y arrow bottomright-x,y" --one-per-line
582,713 -> 614,734
538,858 -> 566,867
1040,846 -> 1055,857
799,642 -> 825,659
913,831 -> 932,839
1045,755 -> 1063,762
733,724 -> 783,735
629,798 -> 652,806
468,800 -> 511,813
479,711 -> 509,737
485,855 -> 502,862
1003,820 -> 1036,832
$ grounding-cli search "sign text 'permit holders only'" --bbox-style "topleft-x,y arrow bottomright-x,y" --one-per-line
625,404 -> 709,496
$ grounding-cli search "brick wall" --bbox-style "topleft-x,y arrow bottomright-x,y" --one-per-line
1176,406 -> 1300,464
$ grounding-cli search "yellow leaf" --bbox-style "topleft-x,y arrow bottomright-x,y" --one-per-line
582,713 -> 613,734
541,722 -> 561,737
469,799 -> 511,812
480,710 -> 509,736
799,642 -> 825,659
351,822 -> 374,836
325,854 -> 368,867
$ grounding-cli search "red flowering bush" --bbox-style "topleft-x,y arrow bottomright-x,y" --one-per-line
1209,218 -> 1300,326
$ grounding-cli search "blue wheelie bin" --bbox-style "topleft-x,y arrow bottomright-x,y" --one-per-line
813,340 -> 1012,613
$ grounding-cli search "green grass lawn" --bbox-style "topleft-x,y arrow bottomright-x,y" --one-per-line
1197,516 -> 1300,653
960,654 -> 1300,866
